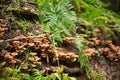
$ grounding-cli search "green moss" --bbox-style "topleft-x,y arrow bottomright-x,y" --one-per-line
6,7 -> 21,12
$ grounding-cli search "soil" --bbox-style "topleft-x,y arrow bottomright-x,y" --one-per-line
1,0 -> 120,80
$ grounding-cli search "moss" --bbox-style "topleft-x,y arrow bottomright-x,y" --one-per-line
6,7 -> 21,13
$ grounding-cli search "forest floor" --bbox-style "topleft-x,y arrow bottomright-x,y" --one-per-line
1,0 -> 120,80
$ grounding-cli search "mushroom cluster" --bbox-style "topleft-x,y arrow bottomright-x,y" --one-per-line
84,37 -> 120,61
0,19 -> 8,38
57,48 -> 78,63
0,18 -> 79,72
0,33 -> 56,69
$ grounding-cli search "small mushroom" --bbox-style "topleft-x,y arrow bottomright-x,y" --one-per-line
10,60 -> 16,64
4,53 -> 13,60
28,43 -> 34,47
11,52 -> 18,57
30,52 -> 37,56
34,56 -> 40,61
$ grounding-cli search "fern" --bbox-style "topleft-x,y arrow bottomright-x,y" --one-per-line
19,73 -> 31,80
32,69 -> 45,80
1,67 -> 20,80
74,0 -> 120,42
75,35 -> 90,79
37,0 -> 76,45
85,0 -> 109,8
31,68 -> 75,80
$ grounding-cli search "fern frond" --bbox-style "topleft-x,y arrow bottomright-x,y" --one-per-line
32,69 -> 45,80
37,0 -> 76,45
